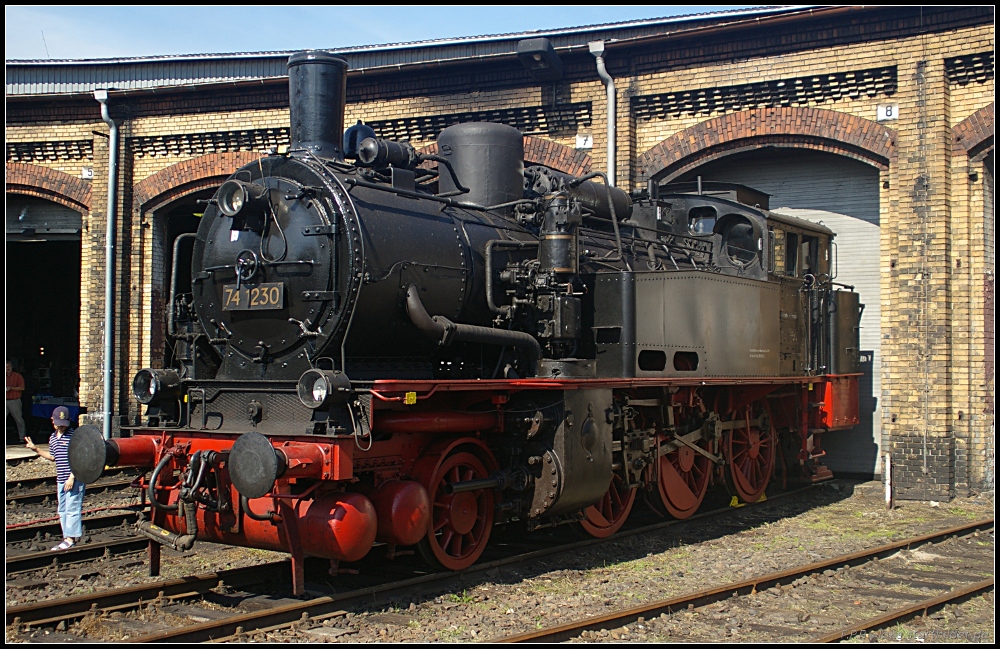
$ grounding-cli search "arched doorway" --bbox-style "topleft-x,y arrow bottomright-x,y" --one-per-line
638,106 -> 893,479
670,148 -> 883,477
5,194 -> 83,441
129,152 -> 261,395
150,188 -> 215,369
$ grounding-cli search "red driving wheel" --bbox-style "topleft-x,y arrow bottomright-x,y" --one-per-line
724,402 -> 776,503
417,451 -> 495,570
579,472 -> 637,538
653,434 -> 713,519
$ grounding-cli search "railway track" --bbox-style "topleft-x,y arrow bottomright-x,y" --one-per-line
6,467 -> 138,493
7,533 -> 149,575
6,561 -> 292,632
6,470 -> 139,506
7,484 -> 816,642
5,510 -> 141,545
6,465 -> 146,576
499,519 -> 994,643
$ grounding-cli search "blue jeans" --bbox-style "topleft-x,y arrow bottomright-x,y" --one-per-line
56,481 -> 85,539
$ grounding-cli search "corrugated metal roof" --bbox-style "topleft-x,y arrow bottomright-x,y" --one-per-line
6,6 -> 809,96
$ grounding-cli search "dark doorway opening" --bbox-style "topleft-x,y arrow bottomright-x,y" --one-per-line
156,189 -> 214,368
6,239 -> 82,442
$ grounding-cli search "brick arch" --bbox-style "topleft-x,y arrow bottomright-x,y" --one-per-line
5,162 -> 92,213
953,103 -> 994,160
417,135 -> 592,176
133,151 -> 261,211
636,107 -> 896,184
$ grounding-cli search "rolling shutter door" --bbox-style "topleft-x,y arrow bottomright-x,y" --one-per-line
6,195 -> 82,242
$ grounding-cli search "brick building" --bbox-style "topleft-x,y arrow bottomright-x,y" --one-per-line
5,6 -> 994,499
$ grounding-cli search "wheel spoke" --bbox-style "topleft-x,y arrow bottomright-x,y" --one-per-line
724,403 -> 775,502
418,450 -> 496,570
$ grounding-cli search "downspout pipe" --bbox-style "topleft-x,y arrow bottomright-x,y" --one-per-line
95,89 -> 118,441
589,41 -> 616,187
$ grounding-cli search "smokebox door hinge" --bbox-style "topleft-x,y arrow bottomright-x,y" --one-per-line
302,225 -> 337,236
301,291 -> 337,301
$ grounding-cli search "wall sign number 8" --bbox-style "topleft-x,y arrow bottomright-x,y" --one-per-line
877,103 -> 899,121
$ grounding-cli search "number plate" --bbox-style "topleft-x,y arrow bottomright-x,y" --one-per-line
222,283 -> 285,311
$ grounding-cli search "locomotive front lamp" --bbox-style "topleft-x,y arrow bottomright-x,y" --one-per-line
133,368 -> 180,405
217,180 -> 269,220
296,368 -> 352,409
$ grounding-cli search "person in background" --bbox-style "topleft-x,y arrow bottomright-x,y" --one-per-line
25,406 -> 85,551
6,359 -> 27,442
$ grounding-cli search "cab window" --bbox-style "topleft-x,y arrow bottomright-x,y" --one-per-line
785,232 -> 799,274
800,236 -> 819,276
687,206 -> 717,235
722,214 -> 758,266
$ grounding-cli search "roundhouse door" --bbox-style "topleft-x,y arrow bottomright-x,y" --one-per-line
676,148 -> 882,477
5,195 -> 83,442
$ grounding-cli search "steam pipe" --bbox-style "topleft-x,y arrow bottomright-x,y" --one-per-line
167,233 -> 197,337
95,89 -> 118,441
148,453 -> 179,512
405,285 -> 540,373
484,239 -> 539,314
589,41 -> 616,186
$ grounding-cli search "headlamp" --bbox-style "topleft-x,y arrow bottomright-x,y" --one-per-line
132,368 -> 180,405
217,180 -> 268,219
296,369 -> 352,409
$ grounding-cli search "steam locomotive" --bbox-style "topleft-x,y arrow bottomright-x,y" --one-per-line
70,52 -> 861,594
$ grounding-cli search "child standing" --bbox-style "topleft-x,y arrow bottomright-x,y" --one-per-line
25,406 -> 85,550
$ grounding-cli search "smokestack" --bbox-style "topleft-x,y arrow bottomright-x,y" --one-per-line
287,51 -> 348,160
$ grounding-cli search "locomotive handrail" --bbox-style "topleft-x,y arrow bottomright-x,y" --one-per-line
569,171 -> 626,267
203,259 -> 315,273
581,220 -> 715,270
341,175 -> 538,213
168,233 -> 197,337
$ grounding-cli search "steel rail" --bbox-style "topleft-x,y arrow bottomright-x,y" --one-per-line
126,486 -> 817,642
815,578 -> 995,643
6,537 -> 149,575
6,478 -> 138,506
7,560 -> 290,628
499,518 -> 994,642
5,510 -> 141,544
5,467 -> 138,494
